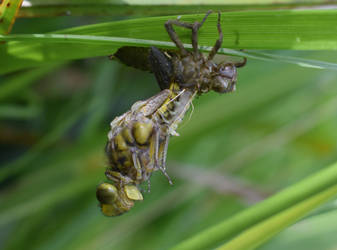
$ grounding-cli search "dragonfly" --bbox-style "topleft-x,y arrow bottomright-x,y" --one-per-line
97,11 -> 246,216
97,83 -> 195,216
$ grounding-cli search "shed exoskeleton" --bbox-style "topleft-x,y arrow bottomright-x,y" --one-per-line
114,11 -> 246,94
162,11 -> 246,94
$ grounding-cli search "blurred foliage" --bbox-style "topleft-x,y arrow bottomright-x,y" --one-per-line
1,4 -> 337,250
17,0 -> 337,17
3,9 -> 337,74
260,208 -> 337,250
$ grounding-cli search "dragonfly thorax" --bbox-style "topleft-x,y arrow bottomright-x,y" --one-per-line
171,53 -> 238,94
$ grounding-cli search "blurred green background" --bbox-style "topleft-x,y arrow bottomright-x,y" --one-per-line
1,14 -> 337,250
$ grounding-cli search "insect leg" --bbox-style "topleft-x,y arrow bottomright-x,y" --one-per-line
131,151 -> 143,182
147,179 -> 151,193
235,57 -> 247,68
165,19 -> 189,56
154,126 -> 160,169
147,122 -> 162,170
159,164 -> 173,185
105,169 -> 133,185
152,126 -> 173,185
208,11 -> 223,60
160,134 -> 170,172
165,11 -> 212,58
191,10 -> 213,58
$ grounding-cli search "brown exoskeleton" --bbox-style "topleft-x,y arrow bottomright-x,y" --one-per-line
161,10 -> 246,93
115,11 -> 246,94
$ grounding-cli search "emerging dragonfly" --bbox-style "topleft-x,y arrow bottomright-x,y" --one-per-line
97,11 -> 246,216
97,83 -> 195,216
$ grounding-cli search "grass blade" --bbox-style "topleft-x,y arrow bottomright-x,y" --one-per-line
0,0 -> 23,34
1,10 -> 337,73
0,63 -> 61,100
18,0 -> 337,18
218,184 -> 337,250
235,50 -> 337,70
172,161 -> 337,250
1,35 -> 337,75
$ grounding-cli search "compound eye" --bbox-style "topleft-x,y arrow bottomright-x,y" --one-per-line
96,182 -> 118,205
220,64 -> 234,76
212,76 -> 231,93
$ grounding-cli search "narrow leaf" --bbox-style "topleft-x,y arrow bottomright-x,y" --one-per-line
1,10 -> 337,73
0,0 -> 23,34
18,0 -> 337,18
218,184 -> 337,250
1,36 -> 337,75
172,161 -> 337,250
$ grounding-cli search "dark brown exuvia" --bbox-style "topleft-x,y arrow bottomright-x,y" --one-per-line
115,10 -> 246,94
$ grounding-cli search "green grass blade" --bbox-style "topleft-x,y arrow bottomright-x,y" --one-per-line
259,208 -> 337,250
0,0 -> 23,34
45,9 -> 337,50
171,161 -> 337,250
1,10 -> 337,74
0,103 -> 40,119
237,50 -> 337,71
0,63 -> 61,100
25,0 -> 335,4
0,91 -> 88,182
218,185 -> 337,250
1,37 -> 337,74
18,0 -> 336,18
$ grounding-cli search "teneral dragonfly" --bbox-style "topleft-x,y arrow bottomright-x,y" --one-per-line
97,83 -> 195,216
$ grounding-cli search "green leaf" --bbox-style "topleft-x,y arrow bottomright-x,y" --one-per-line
0,103 -> 40,119
0,0 -> 23,34
259,209 -> 337,250
1,34 -> 337,74
24,0 -> 333,4
218,185 -> 337,250
2,9 -> 337,73
18,0 -> 335,18
172,161 -> 337,250
0,63 -> 61,101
